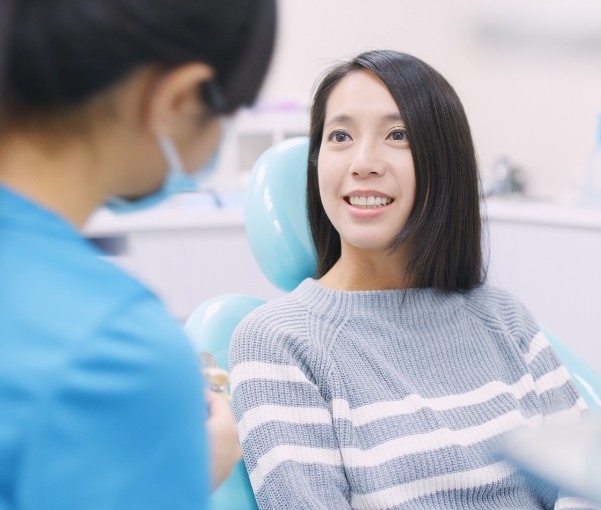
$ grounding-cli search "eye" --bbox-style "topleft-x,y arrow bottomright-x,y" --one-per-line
388,129 -> 408,142
327,130 -> 351,143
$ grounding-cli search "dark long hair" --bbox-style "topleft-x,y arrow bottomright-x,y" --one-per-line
0,0 -> 275,122
307,50 -> 484,292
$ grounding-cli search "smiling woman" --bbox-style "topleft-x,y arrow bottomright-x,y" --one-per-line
315,70 -> 416,287
229,50 -> 600,510
307,51 -> 482,291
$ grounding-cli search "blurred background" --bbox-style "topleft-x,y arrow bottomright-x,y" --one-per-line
254,0 -> 601,199
86,0 -> 601,371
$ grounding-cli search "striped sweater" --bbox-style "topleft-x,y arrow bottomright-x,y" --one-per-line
229,278 -> 597,509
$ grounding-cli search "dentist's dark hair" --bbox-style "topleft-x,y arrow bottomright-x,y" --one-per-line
0,0 -> 276,126
307,50 -> 484,291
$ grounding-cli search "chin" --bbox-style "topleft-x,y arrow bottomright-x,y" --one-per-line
344,238 -> 395,253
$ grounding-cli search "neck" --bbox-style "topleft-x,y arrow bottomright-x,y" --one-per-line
0,133 -> 106,228
318,248 -> 411,291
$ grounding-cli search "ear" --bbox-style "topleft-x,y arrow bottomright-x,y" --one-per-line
148,63 -> 215,138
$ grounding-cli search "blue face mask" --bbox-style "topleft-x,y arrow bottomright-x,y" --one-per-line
105,125 -> 225,214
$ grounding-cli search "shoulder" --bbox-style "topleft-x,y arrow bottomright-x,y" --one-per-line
0,214 -> 189,378
2,216 -> 202,427
23,302 -> 210,507
36,260 -> 201,421
228,280 -> 337,374
236,287 -> 309,334
32,264 -> 204,444
462,283 -> 540,352
1,246 -> 210,503
463,284 -> 534,322
231,285 -> 311,351
464,283 -> 527,312
1,213 -> 155,321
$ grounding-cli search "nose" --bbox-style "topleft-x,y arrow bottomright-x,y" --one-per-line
349,141 -> 383,177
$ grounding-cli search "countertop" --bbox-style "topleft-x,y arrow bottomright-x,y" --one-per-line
484,195 -> 601,230
83,192 -> 601,237
83,193 -> 245,236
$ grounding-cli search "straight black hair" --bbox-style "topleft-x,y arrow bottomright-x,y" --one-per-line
307,50 -> 485,292
0,0 -> 276,121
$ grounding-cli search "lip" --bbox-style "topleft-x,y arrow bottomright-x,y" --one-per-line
343,189 -> 394,219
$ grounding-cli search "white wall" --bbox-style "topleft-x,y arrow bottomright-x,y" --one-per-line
256,0 -> 601,199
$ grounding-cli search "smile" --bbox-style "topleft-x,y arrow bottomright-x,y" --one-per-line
347,196 -> 393,208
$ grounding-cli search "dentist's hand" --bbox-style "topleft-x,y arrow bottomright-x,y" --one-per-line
205,390 -> 242,490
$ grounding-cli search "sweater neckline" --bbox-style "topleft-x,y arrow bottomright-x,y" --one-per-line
293,278 -> 465,323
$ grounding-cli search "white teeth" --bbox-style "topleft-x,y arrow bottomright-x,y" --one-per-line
349,196 -> 392,208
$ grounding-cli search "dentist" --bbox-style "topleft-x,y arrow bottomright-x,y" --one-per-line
0,0 -> 275,508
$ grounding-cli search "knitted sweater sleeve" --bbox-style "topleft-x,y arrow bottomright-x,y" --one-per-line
529,330 -> 601,510
229,307 -> 351,510
528,330 -> 596,509
474,287 -> 587,423
493,290 -> 598,510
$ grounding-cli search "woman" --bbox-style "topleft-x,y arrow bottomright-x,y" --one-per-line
229,51 -> 595,509
0,0 -> 275,508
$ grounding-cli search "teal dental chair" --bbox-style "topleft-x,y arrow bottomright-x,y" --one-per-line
184,136 -> 601,509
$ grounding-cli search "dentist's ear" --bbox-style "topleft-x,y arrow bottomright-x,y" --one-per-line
148,63 -> 215,138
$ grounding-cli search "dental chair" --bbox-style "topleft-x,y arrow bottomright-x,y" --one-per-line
184,137 -> 601,510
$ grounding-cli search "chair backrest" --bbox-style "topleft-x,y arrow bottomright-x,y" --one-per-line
183,136 -> 601,509
243,136 -> 316,292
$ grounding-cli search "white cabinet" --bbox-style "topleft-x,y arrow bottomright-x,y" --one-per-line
485,198 -> 601,373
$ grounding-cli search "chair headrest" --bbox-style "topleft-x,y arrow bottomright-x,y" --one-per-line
244,136 -> 317,291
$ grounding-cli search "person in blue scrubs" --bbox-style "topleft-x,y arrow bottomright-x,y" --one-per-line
0,0 -> 275,508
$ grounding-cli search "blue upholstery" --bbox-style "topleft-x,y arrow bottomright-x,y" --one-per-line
185,295 -> 264,510
184,136 -> 601,509
542,328 -> 601,413
244,137 -> 316,291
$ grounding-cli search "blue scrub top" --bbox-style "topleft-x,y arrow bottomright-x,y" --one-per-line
0,186 -> 210,509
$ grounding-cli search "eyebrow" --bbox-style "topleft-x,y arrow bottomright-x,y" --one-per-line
324,112 -> 405,128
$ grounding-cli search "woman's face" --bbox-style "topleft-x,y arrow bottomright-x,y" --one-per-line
317,70 -> 416,256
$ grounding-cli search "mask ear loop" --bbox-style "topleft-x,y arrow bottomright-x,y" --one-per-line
156,134 -> 186,175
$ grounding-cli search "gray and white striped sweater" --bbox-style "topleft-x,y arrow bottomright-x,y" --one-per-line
230,278 -> 595,509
